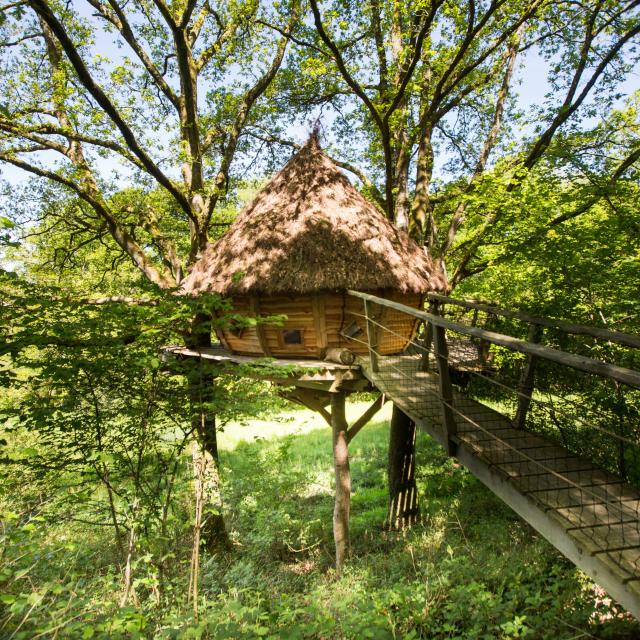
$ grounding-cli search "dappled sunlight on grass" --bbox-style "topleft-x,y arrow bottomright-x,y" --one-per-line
217,398 -> 394,451
210,402 -> 640,638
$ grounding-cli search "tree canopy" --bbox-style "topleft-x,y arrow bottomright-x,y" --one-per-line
0,0 -> 638,293
1,2 -> 640,636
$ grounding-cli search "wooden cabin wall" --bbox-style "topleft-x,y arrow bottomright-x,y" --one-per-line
379,290 -> 423,354
214,297 -> 262,355
325,293 -> 368,354
215,290 -> 423,358
260,295 -> 319,357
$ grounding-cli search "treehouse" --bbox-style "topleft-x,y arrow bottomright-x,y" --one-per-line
182,135 -> 446,359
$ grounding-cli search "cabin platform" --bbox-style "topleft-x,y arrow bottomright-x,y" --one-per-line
166,345 -> 372,392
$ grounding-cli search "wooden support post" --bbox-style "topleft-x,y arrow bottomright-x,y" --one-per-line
433,323 -> 457,456
419,301 -> 438,372
386,404 -> 419,530
331,391 -> 350,578
364,299 -> 379,373
513,322 -> 544,429
249,296 -> 271,356
477,311 -> 493,369
312,294 -> 328,356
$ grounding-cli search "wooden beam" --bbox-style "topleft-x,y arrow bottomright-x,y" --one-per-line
364,299 -> 380,373
331,391 -> 350,578
419,300 -> 439,371
312,294 -> 328,355
386,405 -> 419,530
347,291 -> 640,390
249,296 -> 272,356
346,394 -> 386,443
426,292 -> 640,349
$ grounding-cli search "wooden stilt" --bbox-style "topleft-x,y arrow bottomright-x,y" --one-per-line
513,322 -> 543,429
386,404 -> 419,530
433,323 -> 457,456
278,384 -> 385,577
331,391 -> 350,578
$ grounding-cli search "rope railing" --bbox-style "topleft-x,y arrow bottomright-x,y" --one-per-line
347,291 -> 640,389
345,305 -> 640,450
345,290 -> 640,582
426,292 -> 640,349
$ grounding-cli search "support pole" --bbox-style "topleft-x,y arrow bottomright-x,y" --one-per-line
187,314 -> 229,551
331,391 -> 350,577
386,404 -> 419,530
364,299 -> 379,373
433,323 -> 457,456
419,301 -> 438,372
513,323 -> 543,429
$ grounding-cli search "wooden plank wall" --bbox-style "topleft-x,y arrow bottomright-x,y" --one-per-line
217,290 -> 424,358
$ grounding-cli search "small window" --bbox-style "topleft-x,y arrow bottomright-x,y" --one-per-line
282,329 -> 303,345
227,319 -> 246,338
341,321 -> 363,340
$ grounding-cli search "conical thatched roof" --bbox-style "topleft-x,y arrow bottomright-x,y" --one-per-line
182,135 -> 446,296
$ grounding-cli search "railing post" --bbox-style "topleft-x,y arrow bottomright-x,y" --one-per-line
432,321 -> 457,456
364,299 -> 379,373
513,322 -> 544,429
419,300 -> 438,372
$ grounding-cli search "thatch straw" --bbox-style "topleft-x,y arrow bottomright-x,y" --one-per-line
182,135 -> 446,296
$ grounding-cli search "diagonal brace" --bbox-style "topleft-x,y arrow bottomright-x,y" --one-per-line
347,394 -> 387,443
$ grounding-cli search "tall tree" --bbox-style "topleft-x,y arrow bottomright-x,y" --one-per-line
280,0 -> 639,284
0,0 -> 299,545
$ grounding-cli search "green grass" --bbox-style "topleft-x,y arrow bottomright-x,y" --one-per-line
2,399 -> 640,639
204,400 -> 639,639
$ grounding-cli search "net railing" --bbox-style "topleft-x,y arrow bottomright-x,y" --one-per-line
346,290 -> 640,582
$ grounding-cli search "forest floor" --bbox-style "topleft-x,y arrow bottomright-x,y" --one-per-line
200,399 -> 640,639
3,399 -> 640,638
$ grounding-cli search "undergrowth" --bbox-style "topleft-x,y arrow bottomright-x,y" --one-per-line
2,402 -> 639,639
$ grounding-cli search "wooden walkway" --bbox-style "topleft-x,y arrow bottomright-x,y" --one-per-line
359,354 -> 640,618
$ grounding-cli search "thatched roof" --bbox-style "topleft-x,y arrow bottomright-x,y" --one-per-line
182,135 -> 446,296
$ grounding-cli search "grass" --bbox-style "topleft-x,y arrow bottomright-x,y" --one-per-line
2,398 -> 640,639
205,399 -> 640,639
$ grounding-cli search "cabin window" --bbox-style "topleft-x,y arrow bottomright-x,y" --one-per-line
228,319 -> 246,338
341,321 -> 364,340
282,328 -> 303,345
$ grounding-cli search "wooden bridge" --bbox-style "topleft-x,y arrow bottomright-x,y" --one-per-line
170,290 -> 640,619
347,290 -> 640,620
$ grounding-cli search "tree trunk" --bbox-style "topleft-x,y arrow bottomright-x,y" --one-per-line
331,391 -> 350,577
187,312 -> 230,552
385,404 -> 419,530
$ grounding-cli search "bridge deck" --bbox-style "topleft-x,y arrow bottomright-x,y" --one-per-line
360,354 -> 640,617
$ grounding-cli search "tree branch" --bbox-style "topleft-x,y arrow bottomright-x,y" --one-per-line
0,153 -> 175,288
204,2 -> 300,229
522,4 -> 640,171
86,0 -> 180,108
28,0 -> 197,230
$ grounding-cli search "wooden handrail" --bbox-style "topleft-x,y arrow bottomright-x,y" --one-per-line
347,290 -> 640,390
426,292 -> 640,349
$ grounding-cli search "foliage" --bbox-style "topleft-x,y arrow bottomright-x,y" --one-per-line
0,1 -> 639,636
0,267 -> 280,637
3,403 -> 639,638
